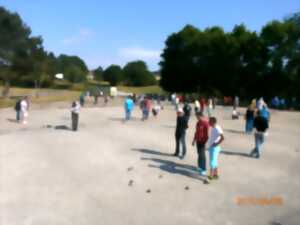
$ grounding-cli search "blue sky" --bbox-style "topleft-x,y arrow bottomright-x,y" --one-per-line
1,0 -> 299,70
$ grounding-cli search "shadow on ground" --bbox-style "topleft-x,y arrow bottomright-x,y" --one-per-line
7,118 -> 18,123
132,148 -> 174,157
141,157 -> 205,182
44,124 -> 72,131
224,129 -> 246,134
221,149 -> 251,158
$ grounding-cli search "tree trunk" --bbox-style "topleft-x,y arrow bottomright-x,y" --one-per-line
2,79 -> 10,98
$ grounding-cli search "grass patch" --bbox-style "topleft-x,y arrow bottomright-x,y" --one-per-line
117,85 -> 165,95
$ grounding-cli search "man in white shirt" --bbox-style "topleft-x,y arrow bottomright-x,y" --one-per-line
20,97 -> 29,124
71,101 -> 80,131
208,117 -> 224,180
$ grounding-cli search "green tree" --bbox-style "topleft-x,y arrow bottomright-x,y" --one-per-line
103,65 -> 123,86
57,54 -> 88,83
0,6 -> 32,96
93,66 -> 103,81
123,61 -> 156,86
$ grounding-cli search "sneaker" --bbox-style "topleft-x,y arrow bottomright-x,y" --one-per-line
213,175 -> 219,180
199,169 -> 207,176
203,179 -> 210,184
207,175 -> 214,180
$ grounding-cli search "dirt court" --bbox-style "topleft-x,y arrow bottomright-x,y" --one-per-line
0,102 -> 300,225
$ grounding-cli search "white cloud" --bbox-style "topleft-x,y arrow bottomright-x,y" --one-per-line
62,28 -> 93,45
118,47 -> 161,61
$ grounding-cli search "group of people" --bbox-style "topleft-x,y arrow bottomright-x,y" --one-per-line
174,96 -> 271,184
174,104 -> 224,184
14,97 -> 29,124
124,95 -> 162,121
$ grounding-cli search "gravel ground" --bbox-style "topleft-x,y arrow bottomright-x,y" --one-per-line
0,103 -> 300,225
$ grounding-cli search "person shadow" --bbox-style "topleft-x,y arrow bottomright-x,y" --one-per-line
220,149 -> 251,158
132,148 -> 174,157
44,124 -> 72,131
141,157 -> 206,182
224,129 -> 246,134
7,118 -> 19,123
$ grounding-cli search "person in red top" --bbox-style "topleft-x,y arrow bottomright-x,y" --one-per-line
192,112 -> 209,181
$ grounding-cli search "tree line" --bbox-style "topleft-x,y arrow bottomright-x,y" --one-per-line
0,6 -> 156,97
160,13 -> 300,100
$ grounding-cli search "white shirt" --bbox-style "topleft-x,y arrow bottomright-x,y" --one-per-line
21,100 -> 28,112
195,100 -> 200,108
208,125 -> 223,147
71,102 -> 80,114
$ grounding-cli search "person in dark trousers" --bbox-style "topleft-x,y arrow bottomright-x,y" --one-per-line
15,99 -> 21,122
71,101 -> 80,131
183,102 -> 192,122
192,112 -> 209,183
174,108 -> 188,159
250,111 -> 269,158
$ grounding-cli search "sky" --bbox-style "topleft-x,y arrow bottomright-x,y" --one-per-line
1,0 -> 299,71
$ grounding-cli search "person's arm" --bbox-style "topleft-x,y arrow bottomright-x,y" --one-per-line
213,133 -> 224,147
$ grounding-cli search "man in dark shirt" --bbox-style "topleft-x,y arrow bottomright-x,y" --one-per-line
250,111 -> 269,158
183,102 -> 192,122
175,108 -> 188,159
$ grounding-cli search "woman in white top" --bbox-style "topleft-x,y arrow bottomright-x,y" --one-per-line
20,97 -> 29,124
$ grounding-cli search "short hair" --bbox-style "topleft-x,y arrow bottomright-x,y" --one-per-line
196,111 -> 204,117
209,117 -> 217,124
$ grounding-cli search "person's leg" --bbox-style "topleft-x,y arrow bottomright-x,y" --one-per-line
75,114 -> 79,131
209,146 -> 221,179
16,110 -> 20,122
256,133 -> 264,158
197,143 -> 206,175
181,132 -> 187,159
175,135 -> 180,156
71,113 -> 75,131
250,133 -> 259,157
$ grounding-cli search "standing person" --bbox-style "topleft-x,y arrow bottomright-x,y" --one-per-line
71,101 -> 80,131
174,108 -> 188,159
152,101 -> 161,117
142,97 -> 151,121
233,96 -> 239,110
245,105 -> 255,134
207,98 -> 213,117
194,99 -> 200,114
207,117 -> 225,180
20,97 -> 29,125
192,112 -> 209,182
183,102 -> 192,122
200,97 -> 206,113
79,93 -> 85,107
14,99 -> 21,122
250,111 -> 269,158
124,96 -> 134,121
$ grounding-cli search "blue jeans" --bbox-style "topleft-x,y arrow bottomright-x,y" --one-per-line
245,119 -> 254,133
175,132 -> 186,157
254,133 -> 265,156
16,110 -> 21,121
197,143 -> 206,173
125,110 -> 132,120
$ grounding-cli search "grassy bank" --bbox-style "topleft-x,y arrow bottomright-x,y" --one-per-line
117,85 -> 164,95
0,87 -> 80,108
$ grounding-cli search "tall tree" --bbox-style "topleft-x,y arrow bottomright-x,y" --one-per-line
103,65 -> 123,86
123,61 -> 156,86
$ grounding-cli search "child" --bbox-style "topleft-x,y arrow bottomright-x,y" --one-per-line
208,117 -> 225,180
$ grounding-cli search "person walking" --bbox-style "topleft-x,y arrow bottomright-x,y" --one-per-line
15,99 -> 21,122
207,117 -> 225,180
245,105 -> 255,134
71,101 -> 80,131
192,112 -> 209,183
200,97 -> 206,113
174,108 -> 188,159
250,111 -> 269,158
124,96 -> 134,121
194,99 -> 200,114
207,98 -> 213,117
